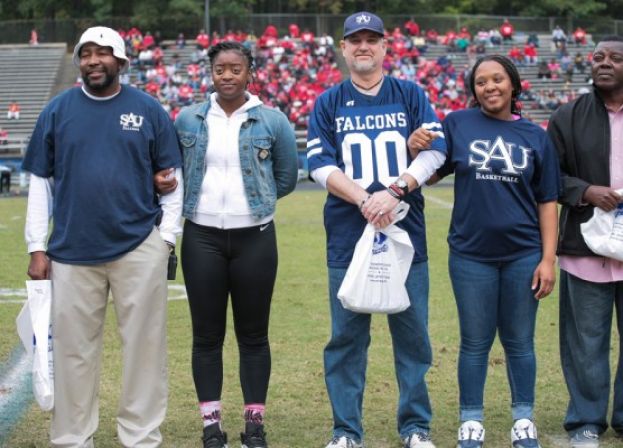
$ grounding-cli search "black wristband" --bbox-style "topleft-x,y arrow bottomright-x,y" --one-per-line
387,185 -> 402,199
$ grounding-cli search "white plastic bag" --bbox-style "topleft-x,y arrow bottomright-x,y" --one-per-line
338,203 -> 414,314
16,280 -> 54,411
581,189 -> 623,262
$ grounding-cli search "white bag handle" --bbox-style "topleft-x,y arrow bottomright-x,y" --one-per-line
390,201 -> 410,225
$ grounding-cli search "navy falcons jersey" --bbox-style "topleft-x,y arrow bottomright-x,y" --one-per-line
307,76 -> 447,268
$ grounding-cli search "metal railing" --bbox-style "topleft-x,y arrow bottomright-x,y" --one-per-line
0,135 -> 30,158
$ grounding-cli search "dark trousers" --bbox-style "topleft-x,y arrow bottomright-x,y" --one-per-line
181,219 -> 278,404
559,270 -> 623,434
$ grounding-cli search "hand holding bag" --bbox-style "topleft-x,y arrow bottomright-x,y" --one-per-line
16,280 -> 54,411
338,202 -> 415,314
581,188 -> 623,262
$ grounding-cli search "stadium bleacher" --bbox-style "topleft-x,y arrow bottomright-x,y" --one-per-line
0,29 -> 596,167
0,43 -> 66,150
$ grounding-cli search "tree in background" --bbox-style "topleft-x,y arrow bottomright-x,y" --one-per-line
3,0 -> 623,27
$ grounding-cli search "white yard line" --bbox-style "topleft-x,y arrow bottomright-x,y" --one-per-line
0,284 -> 189,303
425,193 -> 454,210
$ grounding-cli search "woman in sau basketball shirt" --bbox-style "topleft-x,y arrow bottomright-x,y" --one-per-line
424,55 -> 560,448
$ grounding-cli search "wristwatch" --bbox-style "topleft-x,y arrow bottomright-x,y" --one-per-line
391,178 -> 409,197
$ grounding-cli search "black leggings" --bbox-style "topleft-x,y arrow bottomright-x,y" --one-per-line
181,219 -> 277,404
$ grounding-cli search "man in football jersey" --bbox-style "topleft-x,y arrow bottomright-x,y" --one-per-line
306,11 -> 447,448
23,26 -> 183,447
548,35 -> 623,448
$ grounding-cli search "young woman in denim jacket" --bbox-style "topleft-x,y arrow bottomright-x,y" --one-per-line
173,41 -> 298,448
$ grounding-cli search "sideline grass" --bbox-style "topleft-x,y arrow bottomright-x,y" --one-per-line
0,187 -> 621,447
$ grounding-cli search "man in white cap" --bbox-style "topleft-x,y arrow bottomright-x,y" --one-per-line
23,26 -> 183,447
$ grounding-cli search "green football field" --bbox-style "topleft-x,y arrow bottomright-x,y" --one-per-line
0,187 -> 621,447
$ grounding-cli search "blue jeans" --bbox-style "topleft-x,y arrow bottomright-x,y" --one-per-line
559,269 -> 623,434
449,251 -> 541,422
324,262 -> 433,443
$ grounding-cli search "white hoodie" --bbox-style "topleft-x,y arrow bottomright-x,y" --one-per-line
193,92 -> 272,229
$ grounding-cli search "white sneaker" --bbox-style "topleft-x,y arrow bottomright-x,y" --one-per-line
569,428 -> 599,448
511,419 -> 541,447
403,431 -> 436,448
457,420 -> 485,448
325,436 -> 363,448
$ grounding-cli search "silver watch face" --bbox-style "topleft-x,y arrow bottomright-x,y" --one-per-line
396,178 -> 408,189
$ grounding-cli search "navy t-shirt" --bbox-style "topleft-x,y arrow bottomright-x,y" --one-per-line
439,108 -> 560,262
22,86 -> 182,264
307,77 -> 447,268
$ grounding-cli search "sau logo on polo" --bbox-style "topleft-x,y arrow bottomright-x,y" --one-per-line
120,113 -> 144,131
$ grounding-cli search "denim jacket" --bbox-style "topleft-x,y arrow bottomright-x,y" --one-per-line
175,98 -> 299,220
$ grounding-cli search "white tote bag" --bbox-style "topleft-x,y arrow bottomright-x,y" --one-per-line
16,280 -> 54,411
581,188 -> 623,262
338,203 -> 414,314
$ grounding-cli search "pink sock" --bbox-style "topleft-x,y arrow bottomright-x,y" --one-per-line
244,403 -> 265,425
200,401 -> 222,428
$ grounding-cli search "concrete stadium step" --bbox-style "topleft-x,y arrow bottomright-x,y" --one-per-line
0,43 -> 66,141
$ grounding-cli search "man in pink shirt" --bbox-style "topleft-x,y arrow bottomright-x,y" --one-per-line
548,36 -> 623,448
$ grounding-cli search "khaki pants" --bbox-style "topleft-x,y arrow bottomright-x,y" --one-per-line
49,229 -> 169,448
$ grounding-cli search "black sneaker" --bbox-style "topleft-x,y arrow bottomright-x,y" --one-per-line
202,424 -> 228,448
241,422 -> 268,448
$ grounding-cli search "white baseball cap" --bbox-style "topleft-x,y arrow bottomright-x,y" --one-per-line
72,26 -> 129,67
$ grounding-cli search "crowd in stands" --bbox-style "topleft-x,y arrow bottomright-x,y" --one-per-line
68,20 -> 595,130
99,25 -> 341,126
250,26 -> 341,128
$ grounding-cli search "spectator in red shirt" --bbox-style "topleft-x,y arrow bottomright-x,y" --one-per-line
426,28 -> 439,44
288,23 -> 300,39
169,104 -> 181,121
178,84 -> 194,105
392,38 -> 408,58
573,27 -> 587,46
507,46 -> 523,65
145,80 -> 160,97
405,19 -> 420,37
142,32 -> 155,49
300,29 -> 315,45
523,43 -> 538,66
520,79 -> 534,100
187,63 -> 200,78
211,31 -> 221,46
263,24 -> 278,38
196,29 -> 209,49
457,26 -> 471,41
391,26 -> 405,41
442,29 -> 457,47
500,18 -> 514,42
152,46 -> 164,65
223,29 -> 237,42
